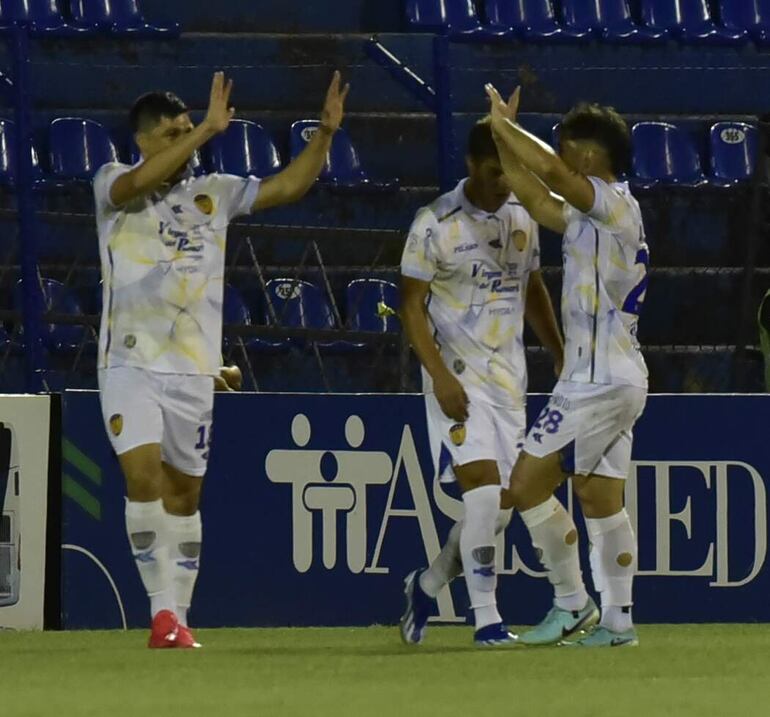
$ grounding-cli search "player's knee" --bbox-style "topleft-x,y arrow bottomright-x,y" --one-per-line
165,481 -> 202,515
123,467 -> 163,502
164,490 -> 200,516
505,477 -> 530,510
455,461 -> 499,493
119,448 -> 164,501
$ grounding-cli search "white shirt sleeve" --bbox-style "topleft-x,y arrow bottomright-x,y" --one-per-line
584,176 -> 634,230
92,162 -> 133,214
401,208 -> 440,282
210,174 -> 262,221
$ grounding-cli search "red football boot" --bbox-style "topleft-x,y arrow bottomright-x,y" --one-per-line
147,609 -> 180,649
177,625 -> 202,649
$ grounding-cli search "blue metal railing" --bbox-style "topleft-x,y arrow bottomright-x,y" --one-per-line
11,26 -> 44,392
366,35 -> 456,192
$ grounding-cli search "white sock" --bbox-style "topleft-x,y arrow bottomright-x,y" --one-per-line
586,509 -> 636,633
459,485 -> 502,630
420,508 -> 513,598
520,496 -> 588,612
125,499 -> 175,618
167,511 -> 202,628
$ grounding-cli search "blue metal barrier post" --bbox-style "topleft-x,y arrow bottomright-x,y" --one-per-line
12,26 -> 44,392
432,35 -> 456,193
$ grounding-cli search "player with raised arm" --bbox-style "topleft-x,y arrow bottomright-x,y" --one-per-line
399,120 -> 563,646
484,84 -> 649,647
94,71 -> 349,648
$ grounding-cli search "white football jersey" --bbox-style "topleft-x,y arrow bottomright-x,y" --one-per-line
93,162 -> 261,376
401,179 -> 540,409
560,176 -> 648,388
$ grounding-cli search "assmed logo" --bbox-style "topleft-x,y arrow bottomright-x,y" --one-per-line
266,414 -> 769,617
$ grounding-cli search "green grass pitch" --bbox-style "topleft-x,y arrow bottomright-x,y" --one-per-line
2,625 -> 769,717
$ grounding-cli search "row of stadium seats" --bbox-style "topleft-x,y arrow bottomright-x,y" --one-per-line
0,0 -> 178,37
626,121 -> 755,187
1,277 -> 400,354
0,116 -> 755,190
0,118 -> 397,192
407,0 -> 770,45
1,268 -> 754,352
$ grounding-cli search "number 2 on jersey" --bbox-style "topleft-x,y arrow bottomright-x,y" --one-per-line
622,248 -> 649,316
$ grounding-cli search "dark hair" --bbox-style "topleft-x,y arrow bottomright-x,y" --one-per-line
466,119 -> 499,161
129,91 -> 188,134
560,103 -> 631,175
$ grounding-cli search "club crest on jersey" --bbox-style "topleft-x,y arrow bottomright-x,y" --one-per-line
124,334 -> 136,349
512,229 -> 527,251
449,423 -> 466,446
109,414 -> 123,437
194,194 -> 214,215
453,359 -> 465,375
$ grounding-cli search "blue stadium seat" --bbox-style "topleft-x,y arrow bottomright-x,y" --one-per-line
206,120 -> 281,177
69,0 -> 180,37
719,0 -> 770,46
0,0 -> 85,35
561,0 -> 666,42
222,284 -> 273,352
0,119 -> 43,187
49,118 -> 119,182
709,122 -> 758,187
13,278 -> 88,353
346,279 -> 399,333
289,121 -> 398,193
485,0 -> 589,41
406,0 -> 506,40
263,278 -> 346,350
639,0 -> 748,44
343,279 -> 400,350
128,140 -> 204,177
631,122 -> 706,187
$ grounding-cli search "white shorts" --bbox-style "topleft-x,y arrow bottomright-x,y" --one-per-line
425,392 -> 526,489
98,366 -> 215,477
524,380 -> 647,479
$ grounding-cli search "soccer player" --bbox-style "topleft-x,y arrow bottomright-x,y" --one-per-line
399,119 -> 564,646
485,84 -> 648,647
94,71 -> 349,648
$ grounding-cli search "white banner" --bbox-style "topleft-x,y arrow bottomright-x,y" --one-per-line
0,395 -> 51,630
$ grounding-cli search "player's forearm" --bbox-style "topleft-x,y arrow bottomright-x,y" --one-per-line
401,303 -> 451,381
492,117 -> 560,183
495,137 -> 551,210
114,123 -> 216,205
278,128 -> 334,203
525,277 -> 563,361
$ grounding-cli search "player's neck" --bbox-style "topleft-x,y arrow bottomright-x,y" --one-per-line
463,180 -> 505,214
589,165 -> 617,184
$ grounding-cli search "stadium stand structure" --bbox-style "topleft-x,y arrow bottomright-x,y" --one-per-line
0,0 -> 767,393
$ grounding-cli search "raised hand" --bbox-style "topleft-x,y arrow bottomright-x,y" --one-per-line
507,86 -> 521,122
485,83 -> 519,125
319,71 -> 350,134
203,71 -> 235,134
